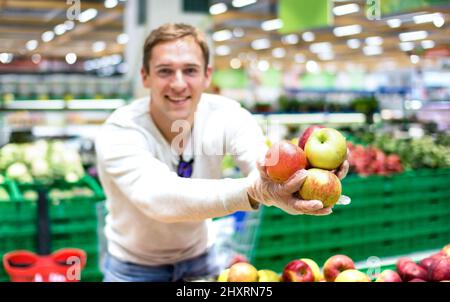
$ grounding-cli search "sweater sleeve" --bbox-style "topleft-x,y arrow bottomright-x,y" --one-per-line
95,123 -> 256,223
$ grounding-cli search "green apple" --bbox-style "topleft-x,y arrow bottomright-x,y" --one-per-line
299,168 -> 342,207
257,269 -> 281,282
304,128 -> 347,170
217,269 -> 229,282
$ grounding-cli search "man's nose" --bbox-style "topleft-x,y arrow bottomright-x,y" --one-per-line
170,70 -> 187,91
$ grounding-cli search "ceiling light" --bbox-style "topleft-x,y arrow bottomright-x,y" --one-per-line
306,60 -> 320,73
26,40 -> 38,51
64,20 -> 75,31
92,41 -> 106,53
302,31 -> 315,42
333,3 -> 359,16
347,39 -> 361,49
41,31 -> 55,42
210,3 -> 227,15
232,0 -> 257,8
413,13 -> 441,24
282,34 -> 298,45
212,29 -> 232,42
387,18 -> 402,28
230,58 -> 242,69
272,48 -> 286,58
78,8 -> 98,23
318,52 -> 334,61
261,19 -> 283,31
65,53 -> 77,64
309,42 -> 332,54
421,40 -> 435,49
104,0 -> 118,8
215,45 -> 231,56
54,24 -> 66,36
399,30 -> 428,42
365,36 -> 383,46
433,15 -> 445,27
363,46 -> 383,56
410,55 -> 420,64
399,42 -> 415,51
257,60 -> 270,72
0,53 -> 13,64
251,38 -> 270,50
333,24 -> 362,37
117,33 -> 129,44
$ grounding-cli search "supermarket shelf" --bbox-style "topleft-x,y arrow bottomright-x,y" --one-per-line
0,99 -> 126,111
253,113 -> 369,125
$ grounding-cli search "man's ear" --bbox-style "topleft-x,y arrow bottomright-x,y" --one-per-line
204,65 -> 213,89
141,66 -> 150,88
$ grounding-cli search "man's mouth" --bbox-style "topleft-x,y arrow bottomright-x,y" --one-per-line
166,96 -> 191,103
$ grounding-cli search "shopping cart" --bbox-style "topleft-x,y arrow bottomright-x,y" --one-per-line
2,189 -> 87,282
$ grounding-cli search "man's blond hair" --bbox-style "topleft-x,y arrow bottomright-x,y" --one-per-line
142,23 -> 210,74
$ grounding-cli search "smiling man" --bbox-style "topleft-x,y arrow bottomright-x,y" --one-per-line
95,23 -> 343,282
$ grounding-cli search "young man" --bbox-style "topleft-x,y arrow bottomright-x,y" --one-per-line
95,23 -> 348,282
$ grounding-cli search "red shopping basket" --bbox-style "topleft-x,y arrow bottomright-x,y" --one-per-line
2,188 -> 88,282
3,248 -> 86,282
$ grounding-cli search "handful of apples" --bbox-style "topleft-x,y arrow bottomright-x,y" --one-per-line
264,125 -> 348,208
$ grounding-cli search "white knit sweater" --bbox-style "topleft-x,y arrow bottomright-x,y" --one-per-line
95,93 -> 267,265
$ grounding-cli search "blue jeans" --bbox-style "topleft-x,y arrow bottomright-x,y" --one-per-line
102,248 -> 221,282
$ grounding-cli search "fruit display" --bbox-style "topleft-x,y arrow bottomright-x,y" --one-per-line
0,140 -> 85,183
347,142 -> 403,176
216,245 -> 450,282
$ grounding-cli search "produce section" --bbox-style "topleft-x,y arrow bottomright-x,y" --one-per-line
1,0 -> 450,284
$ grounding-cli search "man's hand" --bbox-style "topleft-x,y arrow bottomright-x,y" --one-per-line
333,148 -> 350,180
247,161 -> 332,216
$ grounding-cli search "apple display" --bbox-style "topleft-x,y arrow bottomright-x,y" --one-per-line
397,260 -> 428,282
375,270 -> 402,282
282,259 -> 314,282
257,269 -> 281,282
298,125 -> 325,150
304,128 -> 347,170
300,258 -> 322,282
227,262 -> 258,282
334,269 -> 371,282
323,254 -> 355,282
299,168 -> 342,207
428,257 -> 450,282
265,140 -> 307,183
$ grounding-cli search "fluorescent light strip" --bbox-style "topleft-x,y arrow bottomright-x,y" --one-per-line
78,8 -> 98,23
399,42 -> 415,51
309,42 -> 332,54
413,13 -> 441,24
387,18 -> 402,28
251,38 -> 270,50
421,40 -> 435,49
399,30 -> 428,42
365,36 -> 383,46
333,24 -> 362,37
282,34 -> 298,45
232,0 -> 257,8
261,19 -> 283,31
333,3 -> 359,16
363,46 -> 383,56
212,29 -> 233,42
209,3 -> 227,15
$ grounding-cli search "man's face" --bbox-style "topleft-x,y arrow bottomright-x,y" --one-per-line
141,36 -> 212,124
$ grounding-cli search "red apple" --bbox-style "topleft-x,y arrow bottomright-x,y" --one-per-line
428,257 -> 450,282
265,141 -> 307,183
299,168 -> 342,207
397,261 -> 428,282
299,125 -> 325,150
334,269 -> 371,282
409,278 -> 426,282
300,258 -> 322,282
323,255 -> 355,282
282,259 -> 314,282
229,254 -> 248,267
419,257 -> 435,271
304,128 -> 347,170
375,270 -> 402,282
227,262 -> 258,282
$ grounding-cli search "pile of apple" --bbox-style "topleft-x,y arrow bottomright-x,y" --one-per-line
217,244 -> 450,282
347,142 -> 403,176
265,125 -> 347,207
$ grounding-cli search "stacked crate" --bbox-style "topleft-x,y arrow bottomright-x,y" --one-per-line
237,169 -> 450,273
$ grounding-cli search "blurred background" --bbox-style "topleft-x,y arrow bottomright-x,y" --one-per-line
0,0 -> 449,282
